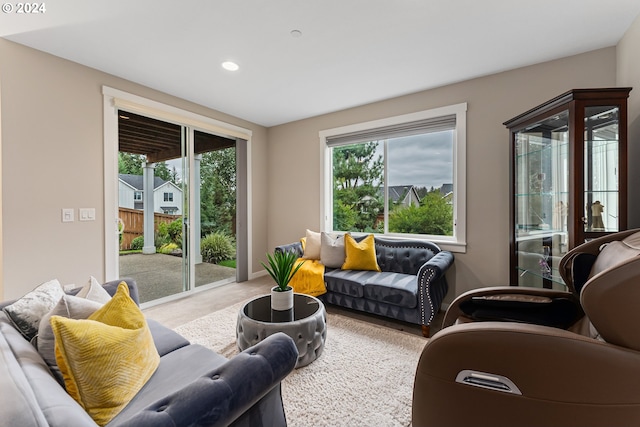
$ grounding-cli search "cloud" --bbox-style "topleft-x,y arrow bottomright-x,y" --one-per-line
377,132 -> 453,189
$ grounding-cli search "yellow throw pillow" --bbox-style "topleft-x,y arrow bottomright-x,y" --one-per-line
342,234 -> 381,272
50,282 -> 159,426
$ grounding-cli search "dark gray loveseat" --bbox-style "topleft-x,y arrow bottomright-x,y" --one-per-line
0,279 -> 298,427
277,236 -> 454,336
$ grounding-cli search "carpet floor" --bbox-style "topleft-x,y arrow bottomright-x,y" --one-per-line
174,302 -> 427,427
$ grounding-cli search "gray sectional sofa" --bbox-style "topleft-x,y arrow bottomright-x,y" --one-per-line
277,236 -> 454,336
0,279 -> 298,427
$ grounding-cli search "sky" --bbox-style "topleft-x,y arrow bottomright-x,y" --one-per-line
375,131 -> 453,190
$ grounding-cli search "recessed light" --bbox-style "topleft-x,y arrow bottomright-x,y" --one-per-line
290,29 -> 302,38
222,61 -> 239,71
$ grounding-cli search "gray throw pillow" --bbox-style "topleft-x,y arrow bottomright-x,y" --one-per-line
2,279 -> 64,342
37,294 -> 104,383
320,232 -> 347,269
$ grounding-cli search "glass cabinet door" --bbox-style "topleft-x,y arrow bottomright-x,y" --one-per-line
583,106 -> 620,234
513,111 -> 569,288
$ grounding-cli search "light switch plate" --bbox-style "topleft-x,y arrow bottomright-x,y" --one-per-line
62,208 -> 74,222
79,208 -> 96,221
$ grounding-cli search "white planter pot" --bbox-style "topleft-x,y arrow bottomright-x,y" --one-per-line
271,286 -> 294,311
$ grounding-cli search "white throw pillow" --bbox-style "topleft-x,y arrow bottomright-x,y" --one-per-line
302,229 -> 322,260
320,232 -> 348,268
75,276 -> 112,304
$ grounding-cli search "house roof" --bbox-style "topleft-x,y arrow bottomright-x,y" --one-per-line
119,174 -> 170,191
387,185 -> 420,203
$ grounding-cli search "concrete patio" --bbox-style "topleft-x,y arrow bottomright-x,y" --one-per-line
119,253 -> 235,303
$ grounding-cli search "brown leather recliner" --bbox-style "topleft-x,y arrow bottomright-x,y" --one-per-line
412,229 -> 640,427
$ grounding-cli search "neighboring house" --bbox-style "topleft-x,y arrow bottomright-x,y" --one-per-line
440,183 -> 454,205
388,185 -> 421,208
119,174 -> 183,215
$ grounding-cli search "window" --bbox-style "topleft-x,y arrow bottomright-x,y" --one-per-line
164,192 -> 173,202
134,191 -> 142,201
320,103 -> 467,252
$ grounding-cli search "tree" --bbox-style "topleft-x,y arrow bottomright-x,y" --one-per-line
199,148 -> 236,236
388,190 -> 453,235
118,152 -> 145,175
118,152 -> 175,183
332,142 -> 384,232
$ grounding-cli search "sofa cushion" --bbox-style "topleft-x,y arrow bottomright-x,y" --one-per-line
51,283 -> 159,426
146,319 -> 190,357
1,313 -> 96,427
107,343 -> 228,426
3,279 -> 65,342
374,238 -> 437,275
342,234 -> 381,272
363,272 -> 418,309
324,269 -> 380,298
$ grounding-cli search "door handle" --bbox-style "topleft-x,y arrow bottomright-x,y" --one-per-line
455,370 -> 522,395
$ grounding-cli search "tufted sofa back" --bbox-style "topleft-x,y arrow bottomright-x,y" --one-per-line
373,237 -> 440,275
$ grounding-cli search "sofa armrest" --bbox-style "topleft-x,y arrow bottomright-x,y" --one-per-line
275,242 -> 304,258
417,251 -> 454,328
112,332 -> 298,427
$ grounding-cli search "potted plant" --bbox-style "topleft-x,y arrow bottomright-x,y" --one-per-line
262,250 -> 305,311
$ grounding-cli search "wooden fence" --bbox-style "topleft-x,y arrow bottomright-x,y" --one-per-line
119,207 -> 180,250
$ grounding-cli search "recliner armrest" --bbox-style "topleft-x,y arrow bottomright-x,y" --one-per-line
414,322 -> 640,427
112,332 -> 299,427
442,286 -> 582,329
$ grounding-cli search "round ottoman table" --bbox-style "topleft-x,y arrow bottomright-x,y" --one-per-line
236,293 -> 327,368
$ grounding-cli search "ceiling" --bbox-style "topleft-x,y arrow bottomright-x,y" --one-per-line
2,0 -> 640,127
118,111 -> 235,162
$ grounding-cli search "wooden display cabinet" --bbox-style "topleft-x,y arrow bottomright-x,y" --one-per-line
504,88 -> 632,288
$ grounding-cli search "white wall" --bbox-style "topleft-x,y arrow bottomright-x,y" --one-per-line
118,182 -> 135,210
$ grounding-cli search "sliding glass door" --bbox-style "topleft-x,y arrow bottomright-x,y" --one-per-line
117,111 -> 238,304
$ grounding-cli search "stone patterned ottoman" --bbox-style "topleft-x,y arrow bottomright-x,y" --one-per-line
237,293 -> 327,368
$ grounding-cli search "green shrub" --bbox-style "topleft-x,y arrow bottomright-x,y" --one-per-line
130,236 -> 144,250
167,219 -> 183,245
201,232 -> 235,264
158,242 -> 179,254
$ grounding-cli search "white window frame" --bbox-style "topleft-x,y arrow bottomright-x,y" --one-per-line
319,103 -> 467,253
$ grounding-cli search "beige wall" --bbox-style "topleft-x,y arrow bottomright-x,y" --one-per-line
267,48 -> 617,302
0,39 -> 269,300
0,75 -> 3,300
618,13 -> 640,227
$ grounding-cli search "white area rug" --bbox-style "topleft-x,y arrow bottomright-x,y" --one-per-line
174,302 -> 427,427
